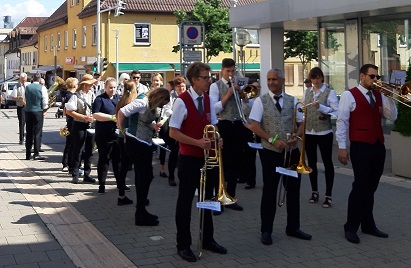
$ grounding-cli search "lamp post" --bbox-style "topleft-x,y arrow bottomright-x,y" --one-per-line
236,29 -> 250,75
53,45 -> 57,77
230,0 -> 238,62
97,1 -> 101,73
113,29 -> 119,83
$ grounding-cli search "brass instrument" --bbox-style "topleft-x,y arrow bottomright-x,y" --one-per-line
59,125 -> 70,137
229,76 -> 248,123
278,102 -> 312,207
240,84 -> 259,99
47,76 -> 66,108
373,81 -> 411,108
198,125 -> 236,259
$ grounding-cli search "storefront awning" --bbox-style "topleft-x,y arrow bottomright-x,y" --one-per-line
115,62 -> 260,72
0,76 -> 19,85
30,65 -> 62,74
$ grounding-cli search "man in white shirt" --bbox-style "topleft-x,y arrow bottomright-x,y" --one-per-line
12,73 -> 29,144
130,70 -> 149,95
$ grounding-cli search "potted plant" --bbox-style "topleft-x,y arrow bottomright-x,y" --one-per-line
391,62 -> 411,178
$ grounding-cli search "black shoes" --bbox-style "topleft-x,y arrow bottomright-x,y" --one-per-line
345,231 -> 360,244
83,176 -> 96,183
19,140 -> 23,145
362,228 -> 388,238
32,154 -> 45,160
159,172 -> 168,178
177,248 -> 197,262
286,229 -> 312,240
117,196 -> 133,206
168,179 -> 177,186
213,206 -> 224,215
98,186 -> 105,194
72,177 -> 79,184
309,191 -> 319,203
202,241 -> 227,254
245,185 -> 255,189
226,203 -> 243,211
25,154 -> 31,160
261,232 -> 273,245
135,215 -> 159,226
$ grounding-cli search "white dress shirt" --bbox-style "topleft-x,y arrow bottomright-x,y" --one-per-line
169,87 -> 218,129
335,84 -> 398,149
209,77 -> 231,114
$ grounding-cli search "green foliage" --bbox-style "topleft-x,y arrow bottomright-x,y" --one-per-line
284,31 -> 318,65
393,61 -> 411,136
172,0 -> 233,62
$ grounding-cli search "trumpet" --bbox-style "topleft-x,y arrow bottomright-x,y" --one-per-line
373,81 -> 411,108
59,125 -> 70,137
198,125 -> 236,259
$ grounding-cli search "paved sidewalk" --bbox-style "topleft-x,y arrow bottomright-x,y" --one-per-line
1,107 -> 411,267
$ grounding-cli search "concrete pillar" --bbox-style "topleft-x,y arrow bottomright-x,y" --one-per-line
345,19 -> 360,89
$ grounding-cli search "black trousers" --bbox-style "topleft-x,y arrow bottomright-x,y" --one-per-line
344,141 -> 385,233
176,154 -> 216,250
259,148 -> 301,234
95,137 -> 121,188
217,120 -> 248,197
305,132 -> 335,196
62,120 -> 73,168
125,138 -> 153,217
17,106 -> 26,142
159,124 -> 179,180
118,137 -> 130,196
25,111 -> 43,157
70,121 -> 94,178
240,126 -> 257,186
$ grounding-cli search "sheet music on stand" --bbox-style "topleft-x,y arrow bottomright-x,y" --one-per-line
125,129 -> 170,152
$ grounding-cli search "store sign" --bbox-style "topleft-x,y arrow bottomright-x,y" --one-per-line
135,23 -> 151,45
65,56 -> 75,65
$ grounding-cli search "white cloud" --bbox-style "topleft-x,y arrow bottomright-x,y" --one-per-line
0,0 -> 62,26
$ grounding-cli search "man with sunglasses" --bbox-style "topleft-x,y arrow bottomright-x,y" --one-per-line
336,63 -> 397,244
130,70 -> 149,95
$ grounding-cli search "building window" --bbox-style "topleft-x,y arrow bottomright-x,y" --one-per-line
70,0 -> 74,7
82,26 -> 86,47
284,64 -> 294,86
92,24 -> 97,45
50,34 -> 54,51
33,51 -> 37,65
134,23 -> 151,45
64,31 -> 68,49
44,36 -> 48,51
73,29 -> 77,48
76,0 -> 80,4
298,64 -> 305,85
57,33 -> 61,50
246,29 -> 260,48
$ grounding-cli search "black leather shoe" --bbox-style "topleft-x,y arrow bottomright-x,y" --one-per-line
245,185 -> 255,189
362,228 -> 388,238
261,232 -> 273,245
345,231 -> 360,243
19,140 -> 23,145
168,179 -> 177,186
226,203 -> 243,211
33,154 -> 45,160
83,176 -> 96,183
159,172 -> 168,178
143,210 -> 158,220
135,216 -> 159,226
203,241 -> 227,254
286,229 -> 312,240
177,248 -> 197,262
25,155 -> 31,160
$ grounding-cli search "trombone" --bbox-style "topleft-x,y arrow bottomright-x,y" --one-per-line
198,125 -> 236,259
373,81 -> 411,108
229,76 -> 248,123
278,102 -> 313,207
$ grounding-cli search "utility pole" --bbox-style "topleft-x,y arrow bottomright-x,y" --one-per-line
97,1 -> 101,73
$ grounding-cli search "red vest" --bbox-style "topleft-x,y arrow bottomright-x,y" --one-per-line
349,87 -> 384,144
179,90 -> 211,158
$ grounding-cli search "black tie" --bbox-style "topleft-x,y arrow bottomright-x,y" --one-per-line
227,81 -> 232,88
367,91 -> 375,108
197,96 -> 203,116
274,95 -> 282,113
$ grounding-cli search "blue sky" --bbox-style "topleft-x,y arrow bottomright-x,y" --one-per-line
0,0 -> 65,27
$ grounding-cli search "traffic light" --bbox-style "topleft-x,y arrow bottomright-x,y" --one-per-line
114,0 -> 126,17
93,61 -> 98,72
101,58 -> 108,71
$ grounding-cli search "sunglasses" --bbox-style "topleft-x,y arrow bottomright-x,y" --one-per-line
366,74 -> 381,80
132,76 -> 141,80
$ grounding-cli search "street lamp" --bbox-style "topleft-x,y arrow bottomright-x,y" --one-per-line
236,29 -> 250,75
230,0 -> 238,62
53,45 -> 57,77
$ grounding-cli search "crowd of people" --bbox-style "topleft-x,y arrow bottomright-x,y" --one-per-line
12,60 -> 397,262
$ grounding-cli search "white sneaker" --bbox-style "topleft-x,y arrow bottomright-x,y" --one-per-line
78,169 -> 84,176
62,166 -> 69,172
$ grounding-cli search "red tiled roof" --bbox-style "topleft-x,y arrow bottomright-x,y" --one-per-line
15,17 -> 48,28
19,34 -> 39,48
79,0 -> 257,18
37,2 -> 68,32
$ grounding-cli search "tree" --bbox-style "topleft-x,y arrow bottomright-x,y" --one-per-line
393,60 -> 411,136
284,31 -> 318,66
172,0 -> 232,62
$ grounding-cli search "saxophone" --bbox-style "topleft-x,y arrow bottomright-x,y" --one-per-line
47,76 -> 66,108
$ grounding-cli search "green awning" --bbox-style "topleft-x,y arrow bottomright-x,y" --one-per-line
115,62 -> 260,72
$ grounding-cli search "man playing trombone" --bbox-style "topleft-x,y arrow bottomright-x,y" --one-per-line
248,68 -> 312,245
209,58 -> 246,213
336,63 -> 397,244
169,62 -> 227,262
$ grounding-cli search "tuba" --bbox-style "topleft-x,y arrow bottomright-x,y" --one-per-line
198,125 -> 236,259
47,76 -> 66,108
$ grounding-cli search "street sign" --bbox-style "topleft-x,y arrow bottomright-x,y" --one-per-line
183,51 -> 202,62
182,25 -> 202,45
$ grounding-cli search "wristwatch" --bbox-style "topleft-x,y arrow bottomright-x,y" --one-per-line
268,137 -> 274,144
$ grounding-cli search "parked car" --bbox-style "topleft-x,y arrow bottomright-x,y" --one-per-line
0,82 -> 18,109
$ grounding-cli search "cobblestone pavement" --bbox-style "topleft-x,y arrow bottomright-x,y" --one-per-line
1,106 -> 411,268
